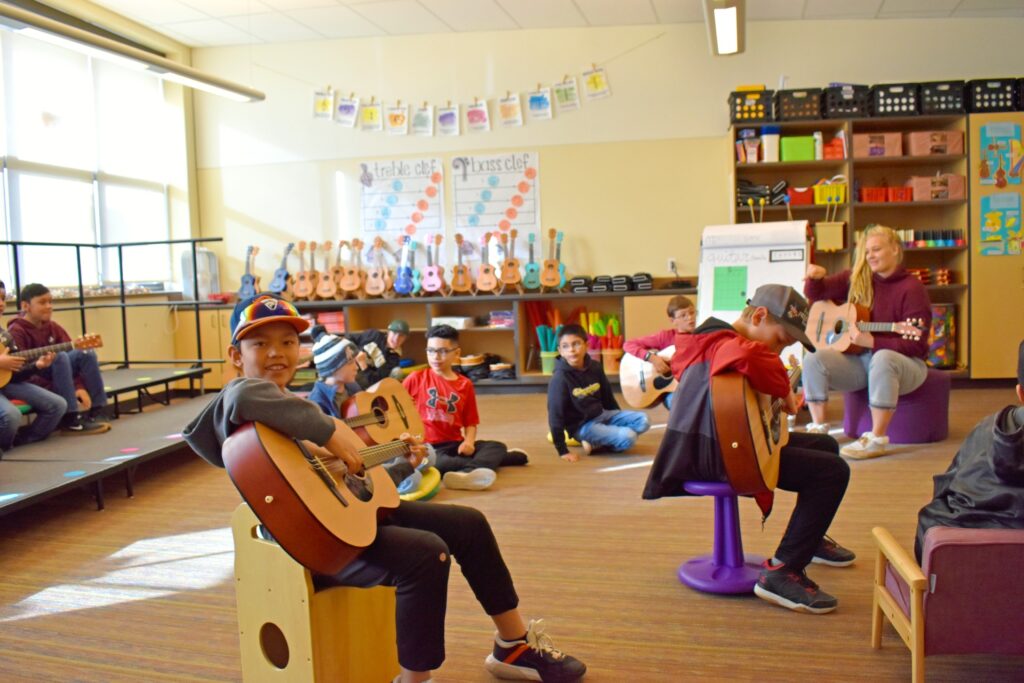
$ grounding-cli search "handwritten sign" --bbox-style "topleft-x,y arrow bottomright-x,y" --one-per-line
451,152 -> 540,246
360,158 -> 444,239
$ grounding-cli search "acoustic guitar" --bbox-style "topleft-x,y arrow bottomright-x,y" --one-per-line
291,241 -> 315,301
448,233 -> 473,295
421,234 -> 446,295
409,240 -> 422,296
328,240 -> 347,299
0,334 -> 104,388
499,229 -> 523,292
267,242 -> 294,298
711,356 -> 801,497
539,228 -> 563,290
522,232 -> 541,291
315,240 -> 339,300
340,378 -> 425,446
339,238 -> 366,299
475,232 -> 498,295
221,419 -> 407,575
363,237 -> 390,298
237,245 -> 259,300
618,346 -> 678,409
805,301 -> 923,355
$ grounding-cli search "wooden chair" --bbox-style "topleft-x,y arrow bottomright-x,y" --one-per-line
230,503 -> 400,682
871,526 -> 1024,683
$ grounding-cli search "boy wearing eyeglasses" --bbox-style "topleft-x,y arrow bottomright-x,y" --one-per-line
403,324 -> 528,491
548,323 -> 650,462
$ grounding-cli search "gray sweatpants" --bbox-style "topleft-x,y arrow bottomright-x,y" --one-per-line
802,348 -> 928,410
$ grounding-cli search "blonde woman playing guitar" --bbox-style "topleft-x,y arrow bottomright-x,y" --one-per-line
802,225 -> 932,459
643,284 -> 853,615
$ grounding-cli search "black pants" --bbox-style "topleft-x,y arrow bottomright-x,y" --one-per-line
314,500 -> 519,672
432,439 -> 519,474
772,432 -> 850,572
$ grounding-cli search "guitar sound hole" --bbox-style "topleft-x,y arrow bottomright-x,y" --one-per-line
370,399 -> 388,427
344,472 -> 375,502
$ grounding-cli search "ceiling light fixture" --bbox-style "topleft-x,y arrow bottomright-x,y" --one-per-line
0,2 -> 264,102
702,0 -> 746,56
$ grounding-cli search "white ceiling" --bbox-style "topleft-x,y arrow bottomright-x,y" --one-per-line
85,0 -> 1024,47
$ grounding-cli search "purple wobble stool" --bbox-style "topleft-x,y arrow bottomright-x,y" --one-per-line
843,368 -> 950,444
677,481 -> 764,594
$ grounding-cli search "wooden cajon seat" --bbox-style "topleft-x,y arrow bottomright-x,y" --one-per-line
230,503 -> 400,682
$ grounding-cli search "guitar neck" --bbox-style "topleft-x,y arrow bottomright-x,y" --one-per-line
359,439 -> 411,469
768,365 -> 803,415
14,340 -> 78,361
857,322 -> 905,333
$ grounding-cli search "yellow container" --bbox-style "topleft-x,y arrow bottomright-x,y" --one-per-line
540,351 -> 558,375
602,348 -> 623,375
813,183 -> 847,205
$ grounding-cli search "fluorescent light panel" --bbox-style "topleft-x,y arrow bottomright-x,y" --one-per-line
703,0 -> 745,56
0,4 -> 264,102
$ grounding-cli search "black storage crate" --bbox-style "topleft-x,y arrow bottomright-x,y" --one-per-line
967,79 -> 1018,112
774,88 -> 823,120
823,85 -> 870,119
919,81 -> 966,114
728,90 -> 773,124
871,83 -> 920,117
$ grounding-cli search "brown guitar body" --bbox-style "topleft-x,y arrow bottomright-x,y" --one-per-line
341,378 -> 424,445
222,421 -> 400,575
710,372 -> 785,496
806,301 -> 870,354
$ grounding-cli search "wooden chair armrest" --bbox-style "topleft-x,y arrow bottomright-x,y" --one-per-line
872,526 -> 927,590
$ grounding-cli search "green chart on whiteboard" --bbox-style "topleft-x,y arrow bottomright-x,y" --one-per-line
713,265 -> 748,311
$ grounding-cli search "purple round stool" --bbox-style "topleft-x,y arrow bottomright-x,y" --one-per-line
677,481 -> 764,594
843,368 -> 950,444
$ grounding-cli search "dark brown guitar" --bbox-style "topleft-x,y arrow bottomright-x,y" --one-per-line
711,356 -> 800,496
222,419 -> 408,575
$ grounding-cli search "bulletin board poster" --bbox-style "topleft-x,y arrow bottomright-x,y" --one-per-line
451,151 -> 540,251
359,158 -> 444,241
979,193 -> 1022,256
697,221 -> 810,360
979,122 -> 1022,187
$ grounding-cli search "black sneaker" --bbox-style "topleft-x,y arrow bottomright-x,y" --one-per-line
754,561 -> 838,615
88,406 -> 111,424
811,535 -> 856,567
484,619 -> 586,682
60,412 -> 111,436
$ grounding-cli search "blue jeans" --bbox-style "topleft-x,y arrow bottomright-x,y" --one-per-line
663,391 -> 674,411
576,409 -> 651,453
0,382 -> 68,448
38,350 -> 107,413
802,348 -> 927,410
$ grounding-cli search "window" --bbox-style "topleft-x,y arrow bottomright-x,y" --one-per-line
0,30 -> 180,289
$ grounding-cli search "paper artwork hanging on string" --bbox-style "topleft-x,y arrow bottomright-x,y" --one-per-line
552,78 -> 580,113
527,88 -> 553,120
360,158 -> 445,240
437,105 -> 460,136
452,152 -> 540,244
412,105 -> 434,136
979,193 -> 1022,256
582,67 -> 611,100
466,101 -> 490,132
498,94 -> 523,127
313,90 -> 334,120
386,104 -> 409,135
360,102 -> 383,132
334,97 -> 359,127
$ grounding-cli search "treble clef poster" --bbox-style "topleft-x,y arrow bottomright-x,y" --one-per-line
451,152 -> 540,249
359,157 -> 445,240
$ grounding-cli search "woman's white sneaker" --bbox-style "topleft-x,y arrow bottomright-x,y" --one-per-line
840,432 -> 889,459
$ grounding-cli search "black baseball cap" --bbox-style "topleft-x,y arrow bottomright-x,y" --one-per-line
747,284 -> 816,352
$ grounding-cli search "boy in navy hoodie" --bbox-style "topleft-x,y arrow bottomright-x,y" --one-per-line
547,324 -> 650,462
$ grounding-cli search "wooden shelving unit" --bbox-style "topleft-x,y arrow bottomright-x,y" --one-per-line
731,114 -> 971,374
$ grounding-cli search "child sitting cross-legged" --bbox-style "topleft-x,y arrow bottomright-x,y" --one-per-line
548,323 -> 650,462
307,324 -> 434,495
183,295 -> 586,683
403,324 -> 528,491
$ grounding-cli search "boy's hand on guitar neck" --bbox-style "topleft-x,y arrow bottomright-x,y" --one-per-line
326,421 -> 366,473
400,432 -> 428,468
805,264 -> 827,280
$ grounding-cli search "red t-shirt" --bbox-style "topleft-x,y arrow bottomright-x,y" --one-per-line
403,369 -> 479,444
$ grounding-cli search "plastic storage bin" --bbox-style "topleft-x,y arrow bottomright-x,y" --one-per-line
967,79 -> 1018,112
774,89 -> 823,121
823,85 -> 870,118
870,83 -> 920,116
919,81 -> 966,114
780,136 -> 816,161
814,183 -> 847,205
729,90 -> 773,123
859,186 -> 888,203
181,247 -> 221,300
887,186 -> 913,202
905,130 -> 964,156
787,187 -> 814,205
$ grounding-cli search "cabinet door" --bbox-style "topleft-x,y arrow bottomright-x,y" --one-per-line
969,112 -> 1024,378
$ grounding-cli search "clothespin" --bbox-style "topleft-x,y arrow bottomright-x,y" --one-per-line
396,99 -> 402,107
370,95 -> 376,105
506,90 -> 511,99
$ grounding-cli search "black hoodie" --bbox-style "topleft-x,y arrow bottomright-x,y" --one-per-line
547,355 -> 619,455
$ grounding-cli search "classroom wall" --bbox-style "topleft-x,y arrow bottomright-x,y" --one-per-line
190,18 -> 1023,287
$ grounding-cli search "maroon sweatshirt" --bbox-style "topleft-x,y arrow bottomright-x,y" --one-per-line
7,315 -> 72,349
803,268 -> 932,359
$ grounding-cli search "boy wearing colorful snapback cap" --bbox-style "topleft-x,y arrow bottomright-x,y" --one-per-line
183,294 -> 585,683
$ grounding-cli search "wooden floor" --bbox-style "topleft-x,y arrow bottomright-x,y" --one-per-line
0,387 -> 1021,682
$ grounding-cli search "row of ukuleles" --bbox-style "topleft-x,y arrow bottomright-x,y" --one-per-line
238,228 -> 567,302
